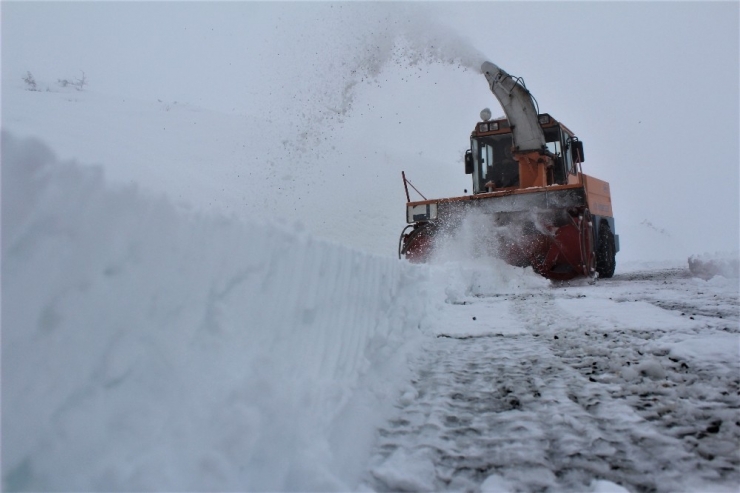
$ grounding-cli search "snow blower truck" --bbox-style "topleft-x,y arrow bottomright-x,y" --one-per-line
399,61 -> 619,280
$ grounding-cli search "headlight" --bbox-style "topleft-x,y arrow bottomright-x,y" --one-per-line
479,123 -> 489,132
490,122 -> 499,131
538,114 -> 550,124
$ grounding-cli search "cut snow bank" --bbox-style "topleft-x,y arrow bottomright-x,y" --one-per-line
2,131 -> 442,491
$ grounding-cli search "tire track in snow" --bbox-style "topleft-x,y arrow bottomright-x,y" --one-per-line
539,274 -> 740,490
508,293 -> 712,492
363,270 -> 739,492
608,268 -> 740,323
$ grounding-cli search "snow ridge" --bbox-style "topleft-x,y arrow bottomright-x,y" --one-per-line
1,131 -> 433,491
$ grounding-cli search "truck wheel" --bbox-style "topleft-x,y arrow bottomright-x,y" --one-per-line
401,222 -> 435,262
596,222 -> 616,278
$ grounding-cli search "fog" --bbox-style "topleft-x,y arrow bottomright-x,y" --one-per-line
3,2 -> 738,262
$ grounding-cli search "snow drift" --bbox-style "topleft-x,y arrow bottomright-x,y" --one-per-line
2,131 -> 440,491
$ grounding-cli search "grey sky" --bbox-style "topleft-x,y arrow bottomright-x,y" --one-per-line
3,2 -> 738,259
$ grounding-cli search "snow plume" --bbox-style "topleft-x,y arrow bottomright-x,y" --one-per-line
1,131 -> 437,491
427,209 -> 549,300
688,252 -> 740,280
330,3 -> 488,97
263,3 -> 486,153
429,209 -> 499,263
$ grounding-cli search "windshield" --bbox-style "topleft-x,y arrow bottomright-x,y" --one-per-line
471,126 -> 567,193
472,134 -> 517,193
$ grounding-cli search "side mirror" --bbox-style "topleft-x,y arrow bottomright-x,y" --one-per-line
571,140 -> 585,163
464,150 -> 473,174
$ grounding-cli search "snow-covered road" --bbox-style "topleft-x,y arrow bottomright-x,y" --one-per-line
365,269 -> 740,492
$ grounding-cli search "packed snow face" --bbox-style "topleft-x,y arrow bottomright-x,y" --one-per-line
363,269 -> 740,492
2,131 -> 442,491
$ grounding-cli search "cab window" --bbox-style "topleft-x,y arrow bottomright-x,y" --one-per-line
473,134 -> 518,193
544,127 -> 567,185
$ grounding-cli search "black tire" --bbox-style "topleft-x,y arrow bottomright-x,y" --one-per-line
595,222 -> 616,278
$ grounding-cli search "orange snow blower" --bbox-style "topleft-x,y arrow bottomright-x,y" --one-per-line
399,61 -> 618,280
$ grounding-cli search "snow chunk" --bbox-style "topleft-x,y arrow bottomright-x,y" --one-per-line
635,359 -> 666,380
481,473 -> 515,493
621,366 -> 640,382
371,448 -> 437,491
591,479 -> 632,493
664,334 -> 740,362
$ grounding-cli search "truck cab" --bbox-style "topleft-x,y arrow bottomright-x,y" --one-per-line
466,113 -> 583,194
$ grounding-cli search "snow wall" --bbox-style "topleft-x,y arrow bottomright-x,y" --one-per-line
1,131 -> 438,491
